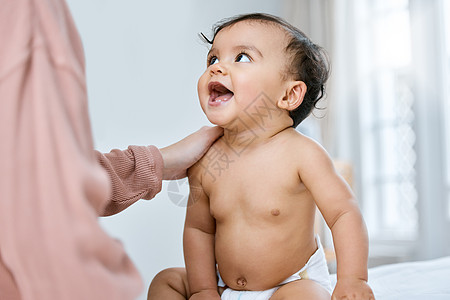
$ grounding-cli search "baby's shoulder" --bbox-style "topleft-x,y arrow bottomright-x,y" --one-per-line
281,128 -> 325,153
279,129 -> 333,167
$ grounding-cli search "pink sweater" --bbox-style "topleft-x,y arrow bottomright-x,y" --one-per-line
0,0 -> 163,299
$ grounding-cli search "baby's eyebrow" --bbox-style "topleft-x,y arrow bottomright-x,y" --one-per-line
207,45 -> 263,59
207,47 -> 217,58
233,45 -> 263,58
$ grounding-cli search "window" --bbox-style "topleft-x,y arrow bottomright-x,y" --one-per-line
349,0 -> 450,259
355,0 -> 417,241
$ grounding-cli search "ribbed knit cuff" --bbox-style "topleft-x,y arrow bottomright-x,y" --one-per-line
145,145 -> 163,198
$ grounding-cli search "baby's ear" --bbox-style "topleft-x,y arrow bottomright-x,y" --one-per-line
277,81 -> 307,111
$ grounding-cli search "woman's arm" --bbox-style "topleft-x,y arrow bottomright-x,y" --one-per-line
95,145 -> 164,216
97,127 -> 223,216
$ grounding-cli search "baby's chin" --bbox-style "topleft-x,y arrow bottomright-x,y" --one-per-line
205,117 -> 227,128
207,117 -> 236,130
203,111 -> 231,128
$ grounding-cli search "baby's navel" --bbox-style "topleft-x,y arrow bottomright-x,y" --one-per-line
271,208 -> 280,216
236,277 -> 247,288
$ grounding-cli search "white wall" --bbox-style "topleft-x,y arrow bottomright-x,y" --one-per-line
66,1 -> 283,299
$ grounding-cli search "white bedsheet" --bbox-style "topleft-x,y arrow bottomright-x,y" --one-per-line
330,256 -> 450,299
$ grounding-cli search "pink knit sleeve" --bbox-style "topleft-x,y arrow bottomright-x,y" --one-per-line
96,145 -> 164,216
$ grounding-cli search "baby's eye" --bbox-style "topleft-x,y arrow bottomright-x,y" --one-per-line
236,53 -> 251,63
208,56 -> 219,66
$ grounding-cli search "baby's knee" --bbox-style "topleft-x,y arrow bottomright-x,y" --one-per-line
152,267 -> 186,286
148,267 -> 190,299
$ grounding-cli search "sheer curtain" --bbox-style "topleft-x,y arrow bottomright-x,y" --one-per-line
409,0 -> 450,260
281,0 -> 450,265
444,0 -> 450,237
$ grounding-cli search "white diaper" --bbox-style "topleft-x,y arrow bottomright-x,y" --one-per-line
218,235 -> 332,300
220,287 -> 278,300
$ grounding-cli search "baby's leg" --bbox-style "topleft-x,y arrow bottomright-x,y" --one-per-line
270,279 -> 331,300
147,268 -> 190,300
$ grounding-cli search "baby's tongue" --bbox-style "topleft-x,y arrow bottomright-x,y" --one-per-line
215,92 -> 233,102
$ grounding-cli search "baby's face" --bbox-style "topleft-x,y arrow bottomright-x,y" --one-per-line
197,21 -> 290,128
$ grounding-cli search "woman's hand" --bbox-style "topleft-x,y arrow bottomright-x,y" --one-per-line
159,126 -> 223,180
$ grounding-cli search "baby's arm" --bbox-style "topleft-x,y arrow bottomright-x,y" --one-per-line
297,138 -> 374,299
183,165 -> 220,300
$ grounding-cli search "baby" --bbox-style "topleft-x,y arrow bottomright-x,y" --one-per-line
148,13 -> 375,300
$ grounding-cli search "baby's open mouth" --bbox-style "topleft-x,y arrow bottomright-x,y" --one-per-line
208,81 -> 234,104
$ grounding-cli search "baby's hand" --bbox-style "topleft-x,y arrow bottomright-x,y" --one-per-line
189,289 -> 221,300
332,278 -> 375,300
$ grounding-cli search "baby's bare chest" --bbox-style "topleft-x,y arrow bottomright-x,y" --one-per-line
202,160 -> 309,222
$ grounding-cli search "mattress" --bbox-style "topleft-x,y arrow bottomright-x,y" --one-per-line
330,256 -> 450,299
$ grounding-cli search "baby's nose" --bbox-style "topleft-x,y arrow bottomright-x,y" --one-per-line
210,63 -> 227,75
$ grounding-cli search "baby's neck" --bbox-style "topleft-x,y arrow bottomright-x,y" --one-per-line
221,120 -> 292,153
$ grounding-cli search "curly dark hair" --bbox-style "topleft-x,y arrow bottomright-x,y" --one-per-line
201,13 -> 330,128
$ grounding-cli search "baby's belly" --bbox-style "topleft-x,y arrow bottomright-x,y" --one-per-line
215,224 -> 316,291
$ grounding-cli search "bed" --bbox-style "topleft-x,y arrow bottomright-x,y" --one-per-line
330,256 -> 450,299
